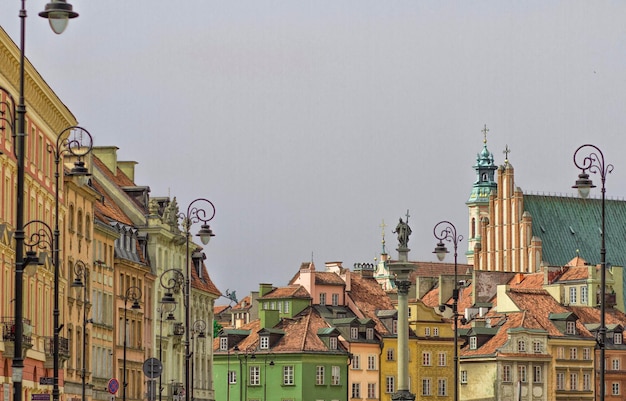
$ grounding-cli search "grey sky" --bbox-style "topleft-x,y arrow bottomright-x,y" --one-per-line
2,1 -> 626,302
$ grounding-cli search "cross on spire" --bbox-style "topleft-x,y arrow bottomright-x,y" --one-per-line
482,124 -> 489,143
503,144 -> 511,164
405,209 -> 410,224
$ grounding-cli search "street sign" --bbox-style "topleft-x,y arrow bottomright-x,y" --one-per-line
143,358 -> 162,379
107,378 -> 120,395
39,377 -> 54,386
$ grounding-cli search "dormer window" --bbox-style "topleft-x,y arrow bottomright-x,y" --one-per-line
615,332 -> 623,345
260,336 -> 269,349
518,340 -> 526,352
219,337 -> 228,351
329,336 -> 338,350
566,321 -> 576,335
366,328 -> 374,340
320,293 -> 326,306
332,293 -> 339,306
350,327 -> 358,340
470,337 -> 477,350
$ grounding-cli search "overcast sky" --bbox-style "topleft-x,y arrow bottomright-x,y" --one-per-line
2,1 -> 626,303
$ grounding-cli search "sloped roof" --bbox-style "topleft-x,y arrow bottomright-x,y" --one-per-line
260,285 -> 311,300
347,273 -> 395,335
190,256 -> 221,297
556,266 -> 590,282
91,178 -> 134,226
213,306 -> 345,353
524,194 -> 626,267
315,271 -> 346,286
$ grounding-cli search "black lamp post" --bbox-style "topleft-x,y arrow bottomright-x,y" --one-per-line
160,198 -> 215,401
122,286 -> 142,401
158,303 -> 176,401
433,220 -> 463,401
572,144 -> 613,401
1,4 -> 78,401
190,320 -> 207,401
70,260 -> 91,401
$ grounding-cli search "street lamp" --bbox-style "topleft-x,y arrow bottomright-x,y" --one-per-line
122,286 -> 142,401
70,260 -> 91,401
160,198 -> 215,401
572,144 -> 613,401
158,303 -> 176,401
1,4 -> 78,401
190,320 -> 207,401
433,221 -> 463,401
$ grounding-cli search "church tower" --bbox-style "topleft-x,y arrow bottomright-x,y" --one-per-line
466,125 -> 498,265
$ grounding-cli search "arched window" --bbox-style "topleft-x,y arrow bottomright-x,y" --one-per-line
471,218 -> 476,238
68,204 -> 75,233
85,214 -> 91,240
77,209 -> 83,237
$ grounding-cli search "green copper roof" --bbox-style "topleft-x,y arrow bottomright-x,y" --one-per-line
467,140 -> 497,205
524,194 -> 626,267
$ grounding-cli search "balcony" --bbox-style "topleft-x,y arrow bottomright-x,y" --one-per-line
2,317 -> 33,358
44,336 -> 70,368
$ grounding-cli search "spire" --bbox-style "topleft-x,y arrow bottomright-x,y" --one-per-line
467,124 -> 498,205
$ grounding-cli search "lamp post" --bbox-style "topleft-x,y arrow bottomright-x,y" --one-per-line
122,286 -> 142,401
190,320 -> 207,401
263,354 -> 274,401
158,303 -> 176,401
160,198 -> 215,401
433,221 -> 463,401
70,260 -> 91,401
572,144 -> 613,401
1,4 -> 78,401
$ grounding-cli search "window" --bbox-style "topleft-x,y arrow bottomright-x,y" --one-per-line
249,366 -> 260,385
228,371 -> 237,384
461,370 -> 468,384
367,355 -> 376,370
392,320 -> 398,334
260,336 -> 269,349
470,337 -> 477,350
366,328 -> 374,340
569,287 -> 577,304
583,373 -> 591,391
425,327 -> 431,337
438,352 -> 446,366
421,378 -> 431,396
612,382 -> 621,396
332,293 -> 339,306
518,366 -> 527,382
518,340 -> 526,352
556,373 -> 565,390
329,337 -> 337,350
557,347 -> 565,359
615,332 -> 623,345
319,293 -> 326,305
570,373 -> 578,390
570,347 -> 578,360
533,366 -> 542,383
422,352 -> 431,366
352,355 -> 360,370
386,348 -> 395,361
533,341 -> 542,353
386,376 -> 395,394
350,327 -> 359,339
437,379 -> 447,396
219,337 -> 228,351
351,383 -> 361,398
433,327 -> 439,337
331,366 -> 340,385
316,366 -> 325,385
612,358 -> 621,370
367,383 -> 376,398
566,321 -> 576,335
502,365 -> 512,382
283,366 -> 294,385
284,301 -> 289,313
581,286 -> 588,304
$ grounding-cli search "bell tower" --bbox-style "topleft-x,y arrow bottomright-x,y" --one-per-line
466,125 -> 497,265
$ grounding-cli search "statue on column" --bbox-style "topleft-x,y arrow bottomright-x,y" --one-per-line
393,210 -> 412,248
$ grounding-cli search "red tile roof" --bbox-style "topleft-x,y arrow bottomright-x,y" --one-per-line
260,285 -> 311,300
347,274 -> 395,335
